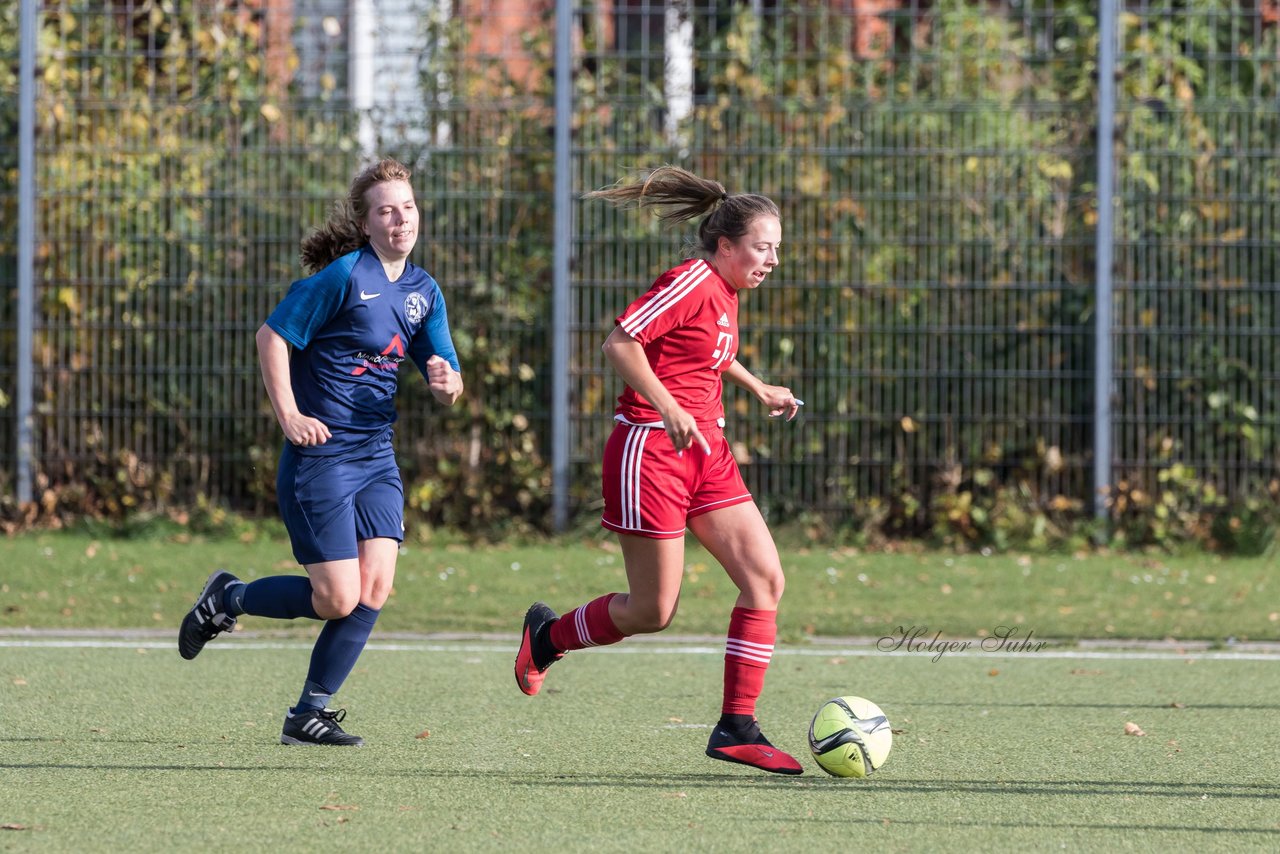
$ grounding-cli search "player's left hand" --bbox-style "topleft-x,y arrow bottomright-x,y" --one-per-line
759,384 -> 803,422
427,355 -> 464,404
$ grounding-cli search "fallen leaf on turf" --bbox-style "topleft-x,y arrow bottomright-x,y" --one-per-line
1069,668 -> 1102,676
1169,701 -> 1186,709
415,729 -> 431,739
988,669 -> 1000,677
891,728 -> 907,734
668,717 -> 684,723
11,678 -> 26,686
320,805 -> 359,811
2,824 -> 29,831
1124,722 -> 1146,736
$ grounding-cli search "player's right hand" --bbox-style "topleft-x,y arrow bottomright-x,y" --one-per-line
663,406 -> 711,457
281,412 -> 331,447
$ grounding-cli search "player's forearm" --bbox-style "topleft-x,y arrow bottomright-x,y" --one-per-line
255,324 -> 302,426
723,360 -> 765,397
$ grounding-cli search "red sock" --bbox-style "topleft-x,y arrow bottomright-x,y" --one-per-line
722,606 -> 777,716
549,593 -> 626,652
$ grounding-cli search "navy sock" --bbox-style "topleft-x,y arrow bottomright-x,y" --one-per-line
222,581 -> 247,616
293,680 -> 333,715
297,603 -> 380,711
236,576 -> 321,620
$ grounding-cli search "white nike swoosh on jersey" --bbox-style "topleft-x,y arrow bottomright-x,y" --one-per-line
360,290 -> 382,300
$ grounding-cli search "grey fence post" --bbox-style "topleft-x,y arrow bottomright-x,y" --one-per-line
16,0 -> 37,505
1093,0 -> 1118,530
551,0 -> 573,531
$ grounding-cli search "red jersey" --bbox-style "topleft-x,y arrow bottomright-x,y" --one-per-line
614,258 -> 739,426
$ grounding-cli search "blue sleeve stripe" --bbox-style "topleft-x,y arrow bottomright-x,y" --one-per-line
427,287 -> 461,372
408,281 -> 461,376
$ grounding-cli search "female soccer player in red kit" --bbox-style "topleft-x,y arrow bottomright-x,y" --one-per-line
515,166 -> 805,774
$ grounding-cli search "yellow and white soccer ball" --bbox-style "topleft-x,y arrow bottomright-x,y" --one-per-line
808,695 -> 893,778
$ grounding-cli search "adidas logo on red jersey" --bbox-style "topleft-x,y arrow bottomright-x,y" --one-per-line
717,312 -> 730,327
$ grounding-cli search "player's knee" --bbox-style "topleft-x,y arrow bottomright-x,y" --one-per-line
745,566 -> 785,609
362,578 -> 393,609
313,589 -> 359,620
630,601 -> 678,634
766,569 -> 785,604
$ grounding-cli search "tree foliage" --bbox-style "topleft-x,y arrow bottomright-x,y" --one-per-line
2,1 -> 1276,552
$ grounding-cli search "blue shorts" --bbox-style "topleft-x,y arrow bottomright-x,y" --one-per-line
276,436 -> 404,565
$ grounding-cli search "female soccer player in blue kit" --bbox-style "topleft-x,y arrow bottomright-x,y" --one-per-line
178,158 -> 464,746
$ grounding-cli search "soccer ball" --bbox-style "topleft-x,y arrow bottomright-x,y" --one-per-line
808,695 -> 893,778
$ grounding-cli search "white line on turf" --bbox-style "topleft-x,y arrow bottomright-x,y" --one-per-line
1,638 -> 1277,661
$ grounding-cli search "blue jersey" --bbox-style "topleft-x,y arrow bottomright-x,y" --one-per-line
265,246 -> 461,456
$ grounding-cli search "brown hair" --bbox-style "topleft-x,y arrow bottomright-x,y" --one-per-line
583,165 -> 779,256
299,158 -> 414,273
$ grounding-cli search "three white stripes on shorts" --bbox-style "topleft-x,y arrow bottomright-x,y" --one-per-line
725,637 -> 774,666
619,425 -> 651,531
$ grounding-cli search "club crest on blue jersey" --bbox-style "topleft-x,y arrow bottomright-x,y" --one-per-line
404,292 -> 429,326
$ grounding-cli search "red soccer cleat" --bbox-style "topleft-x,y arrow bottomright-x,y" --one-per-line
706,721 -> 804,775
514,602 -> 562,696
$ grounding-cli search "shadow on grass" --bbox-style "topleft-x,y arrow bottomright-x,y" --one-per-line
3,759 -> 1278,805
771,814 -> 1280,836
900,700 -> 1280,711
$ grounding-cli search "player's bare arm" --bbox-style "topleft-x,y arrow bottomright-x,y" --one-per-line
255,323 -> 332,447
602,325 -> 710,454
723,360 -> 802,422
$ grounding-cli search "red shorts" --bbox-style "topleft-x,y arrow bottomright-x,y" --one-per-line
600,421 -> 753,539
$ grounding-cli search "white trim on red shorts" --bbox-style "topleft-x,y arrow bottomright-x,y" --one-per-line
688,493 -> 753,516
600,516 -> 688,538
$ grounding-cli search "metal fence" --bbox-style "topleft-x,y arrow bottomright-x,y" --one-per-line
2,0 -> 1277,537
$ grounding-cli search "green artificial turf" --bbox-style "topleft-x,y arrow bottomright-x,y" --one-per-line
2,531 -> 1276,642
2,637 -> 1277,852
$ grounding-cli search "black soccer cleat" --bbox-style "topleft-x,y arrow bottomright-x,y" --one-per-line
280,707 -> 365,746
178,570 -> 240,660
514,601 -> 563,696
